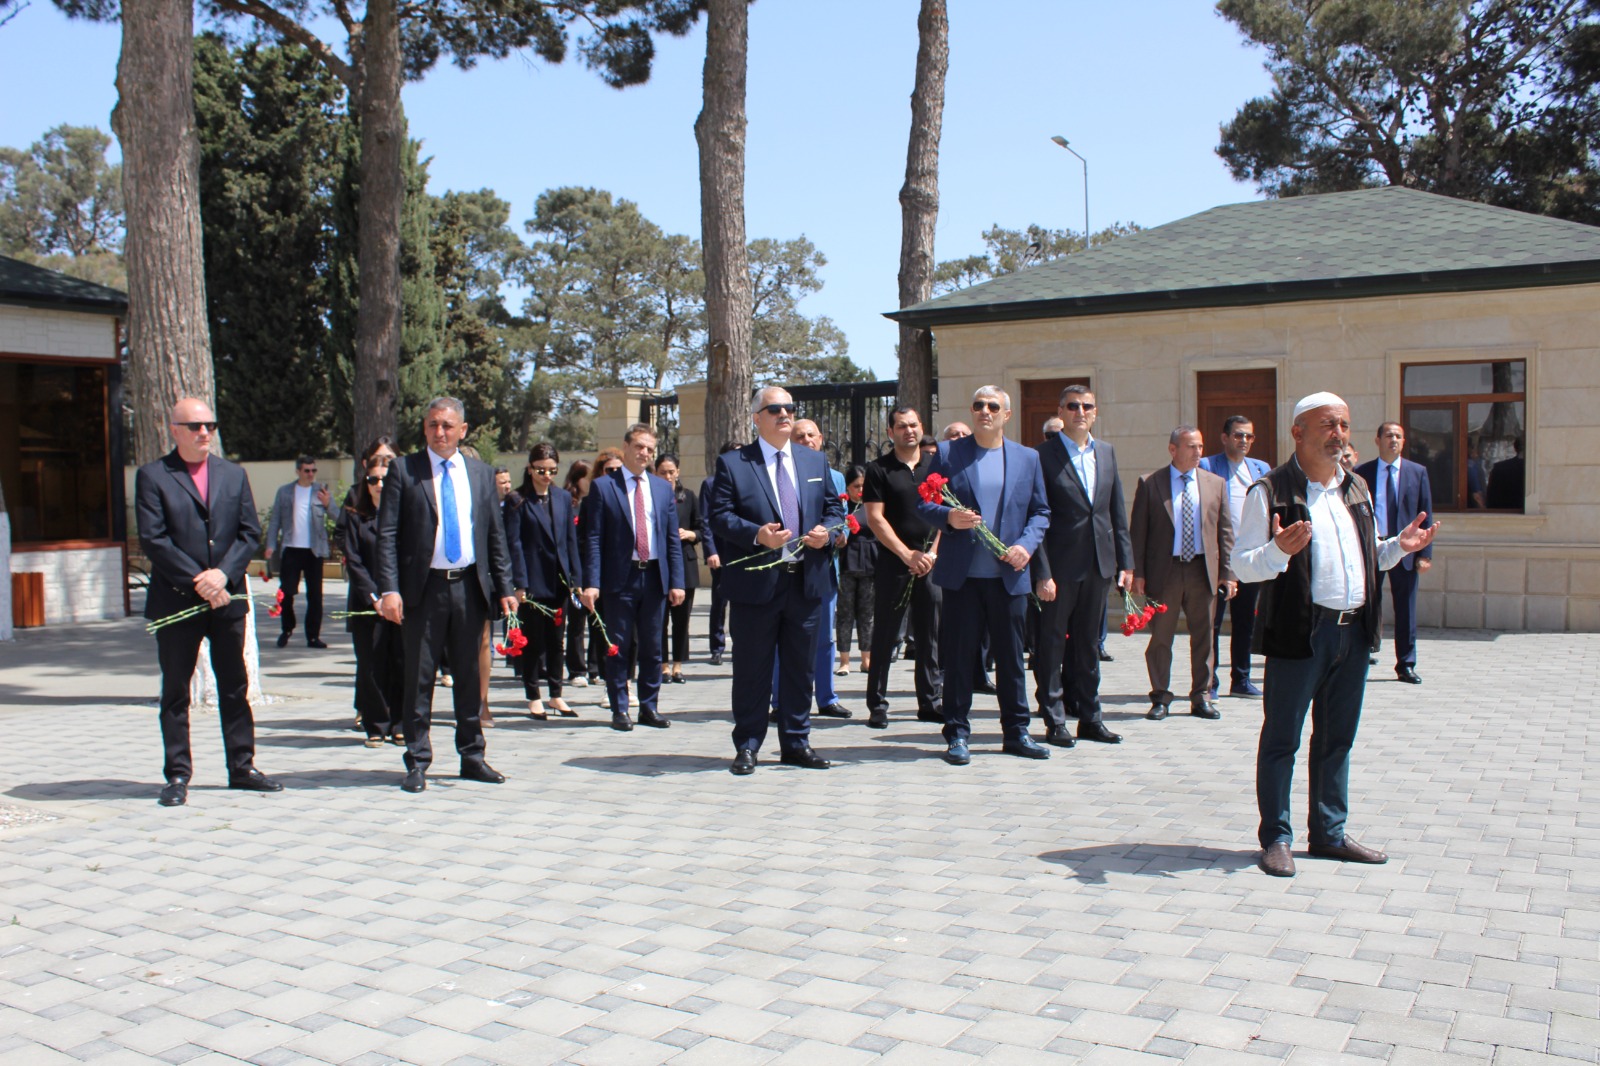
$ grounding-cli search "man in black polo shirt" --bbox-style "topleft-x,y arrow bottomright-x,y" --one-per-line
863,406 -> 943,728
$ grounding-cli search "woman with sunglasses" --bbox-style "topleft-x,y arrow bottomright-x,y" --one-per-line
336,438 -> 404,747
506,443 -> 581,719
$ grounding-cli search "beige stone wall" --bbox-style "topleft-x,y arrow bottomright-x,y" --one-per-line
931,282 -> 1600,632
0,305 -> 118,359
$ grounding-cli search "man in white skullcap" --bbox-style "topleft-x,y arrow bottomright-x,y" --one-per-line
1231,392 -> 1438,877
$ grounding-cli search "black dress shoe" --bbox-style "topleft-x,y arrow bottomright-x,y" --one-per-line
867,709 -> 888,729
1098,646 -> 1114,662
669,674 -> 686,684
779,746 -> 831,769
1190,701 -> 1222,720
1259,842 -> 1295,877
1368,655 -> 1378,666
1308,837 -> 1388,864
158,778 -> 188,807
611,715 -> 633,731
708,652 -> 723,666
1002,736 -> 1050,759
1078,721 -> 1122,744
973,675 -> 997,695
637,711 -> 671,728
916,709 -> 946,723
276,631 -> 290,648
816,703 -> 852,719
1146,703 -> 1169,721
1395,666 -> 1421,684
730,749 -> 756,775
307,638 -> 329,649
401,768 -> 426,792
460,762 -> 506,783
1044,725 -> 1076,748
227,769 -> 283,792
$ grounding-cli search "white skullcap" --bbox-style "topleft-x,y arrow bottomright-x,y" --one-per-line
1292,391 -> 1346,419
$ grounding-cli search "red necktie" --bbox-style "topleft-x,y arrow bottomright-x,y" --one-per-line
633,475 -> 650,562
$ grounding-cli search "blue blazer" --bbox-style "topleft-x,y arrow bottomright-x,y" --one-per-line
1199,452 -> 1270,486
709,441 -> 844,605
917,436 -> 1050,597
581,468 -> 685,595
1354,457 -> 1434,569
506,489 -> 581,600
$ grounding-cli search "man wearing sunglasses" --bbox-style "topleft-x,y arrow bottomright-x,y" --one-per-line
1030,384 -> 1133,746
264,456 -> 332,649
708,387 -> 845,775
1201,416 -> 1271,699
136,398 -> 281,806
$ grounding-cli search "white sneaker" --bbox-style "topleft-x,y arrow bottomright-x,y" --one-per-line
569,676 -> 588,687
834,664 -> 850,676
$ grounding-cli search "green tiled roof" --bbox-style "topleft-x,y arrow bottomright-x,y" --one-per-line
0,254 -> 127,315
888,187 -> 1600,327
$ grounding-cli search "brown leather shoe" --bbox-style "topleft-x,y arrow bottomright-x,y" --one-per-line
1308,837 -> 1388,864
1259,842 -> 1296,877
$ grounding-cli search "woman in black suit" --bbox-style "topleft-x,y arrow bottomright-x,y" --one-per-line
506,442 -> 582,720
655,454 -> 700,684
337,439 -> 404,747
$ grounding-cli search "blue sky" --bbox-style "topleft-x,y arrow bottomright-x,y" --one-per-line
0,1 -> 1274,380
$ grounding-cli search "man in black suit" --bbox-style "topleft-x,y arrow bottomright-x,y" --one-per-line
708,387 -> 845,775
136,397 -> 282,807
1030,385 -> 1133,746
376,396 -> 519,793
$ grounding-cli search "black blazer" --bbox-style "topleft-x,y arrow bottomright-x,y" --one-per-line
506,489 -> 581,600
337,506 -> 384,623
135,451 -> 261,621
1030,434 -> 1132,586
674,485 -> 701,591
375,449 -> 515,610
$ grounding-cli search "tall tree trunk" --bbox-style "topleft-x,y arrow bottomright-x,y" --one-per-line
352,0 -> 403,455
696,0 -> 753,474
896,0 -> 948,424
113,0 -> 216,465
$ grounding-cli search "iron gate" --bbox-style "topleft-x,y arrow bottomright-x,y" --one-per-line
787,380 -> 899,472
638,393 -> 680,460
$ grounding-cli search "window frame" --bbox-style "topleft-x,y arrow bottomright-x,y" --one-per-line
0,351 -> 118,548
1399,356 -> 1526,514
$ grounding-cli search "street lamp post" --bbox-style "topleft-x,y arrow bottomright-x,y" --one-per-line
1050,134 -> 1089,250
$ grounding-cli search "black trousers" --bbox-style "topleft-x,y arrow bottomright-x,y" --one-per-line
1375,563 -> 1420,668
865,562 -> 942,716
940,577 -> 1031,744
1033,572 -> 1112,728
664,587 -> 696,664
400,568 -> 489,773
519,597 -> 566,700
706,568 -> 728,656
350,615 -> 404,738
1212,580 -> 1261,689
564,601 -> 587,679
277,546 -> 324,641
156,609 -> 256,781
730,570 -> 820,754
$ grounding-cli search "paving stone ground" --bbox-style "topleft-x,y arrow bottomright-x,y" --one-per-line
1,589 -> 1596,1065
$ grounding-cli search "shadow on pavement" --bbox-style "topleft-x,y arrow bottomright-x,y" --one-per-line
1039,843 -> 1258,884
6,778 -> 153,802
564,754 -> 728,776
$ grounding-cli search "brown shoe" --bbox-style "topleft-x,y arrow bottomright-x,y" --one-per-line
1308,837 -> 1388,864
1259,842 -> 1296,877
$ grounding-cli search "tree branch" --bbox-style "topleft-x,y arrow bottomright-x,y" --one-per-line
209,0 -> 356,87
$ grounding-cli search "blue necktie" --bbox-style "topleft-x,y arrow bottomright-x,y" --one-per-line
775,450 -> 800,535
441,459 -> 462,563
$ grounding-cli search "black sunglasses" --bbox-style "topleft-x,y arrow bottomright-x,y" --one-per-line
175,421 -> 218,432
971,401 -> 1002,413
363,474 -> 383,485
1063,402 -> 1096,412
761,403 -> 797,416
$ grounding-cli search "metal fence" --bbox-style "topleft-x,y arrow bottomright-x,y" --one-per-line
787,380 -> 899,472
639,393 -> 680,460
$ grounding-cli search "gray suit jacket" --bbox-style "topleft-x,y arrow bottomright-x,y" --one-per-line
265,481 -> 330,558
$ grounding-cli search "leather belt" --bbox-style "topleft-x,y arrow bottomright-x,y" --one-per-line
632,559 -> 659,570
432,566 -> 471,581
781,562 -> 801,574
1311,604 -> 1361,626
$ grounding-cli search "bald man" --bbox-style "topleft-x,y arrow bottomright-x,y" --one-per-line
136,398 -> 281,807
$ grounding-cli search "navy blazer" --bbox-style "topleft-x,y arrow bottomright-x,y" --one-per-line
507,489 -> 581,600
917,436 -> 1050,597
582,467 -> 685,595
135,451 -> 261,621
709,441 -> 844,605
1355,457 -> 1434,569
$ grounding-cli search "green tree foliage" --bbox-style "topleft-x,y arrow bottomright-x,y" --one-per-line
0,123 -> 125,288
932,221 -> 1142,295
1216,0 -> 1600,221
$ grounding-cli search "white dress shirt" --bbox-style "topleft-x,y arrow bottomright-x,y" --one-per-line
428,447 -> 476,569
1231,461 -> 1404,610
286,482 -> 313,549
1064,434 -> 1097,500
622,469 -> 657,562
1225,459 -> 1254,530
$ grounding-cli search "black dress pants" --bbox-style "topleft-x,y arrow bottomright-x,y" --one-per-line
400,568 -> 489,773
865,561 -> 942,716
519,597 -> 566,700
730,570 -> 820,754
1033,573 -> 1112,728
351,615 -> 404,738
277,546 -> 324,641
156,608 -> 256,781
940,577 -> 1031,744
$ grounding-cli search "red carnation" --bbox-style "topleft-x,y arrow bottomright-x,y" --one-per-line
917,472 -> 949,505
607,643 -> 620,657
846,514 -> 861,534
838,492 -> 848,500
553,608 -> 564,626
275,589 -> 285,604
1154,602 -> 1168,613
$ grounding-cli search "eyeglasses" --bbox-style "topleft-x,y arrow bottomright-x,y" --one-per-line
1230,432 -> 1256,440
363,474 -> 383,485
529,467 -> 559,476
1063,402 -> 1096,412
174,421 -> 218,432
760,403 -> 797,416
300,467 -> 317,473
971,401 -> 1003,413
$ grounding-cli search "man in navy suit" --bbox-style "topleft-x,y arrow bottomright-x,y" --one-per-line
1200,415 -> 1272,699
580,423 -> 686,730
1355,422 -> 1433,684
709,387 -> 845,775
919,386 -> 1051,766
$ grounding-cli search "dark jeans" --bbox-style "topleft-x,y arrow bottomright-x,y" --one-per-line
350,615 -> 403,738
664,587 -> 696,664
519,597 -> 565,700
276,546 -> 323,641
601,565 -> 667,719
1213,580 -> 1261,689
866,562 -> 942,716
1033,572 -> 1111,727
730,570 -> 820,755
1375,563 -> 1419,667
939,577 -> 1030,745
1256,613 -> 1371,849
156,608 -> 256,782
400,568 -> 489,774
706,568 -> 728,657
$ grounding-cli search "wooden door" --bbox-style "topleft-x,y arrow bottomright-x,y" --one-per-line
1019,376 -> 1092,444
1196,368 -> 1277,467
